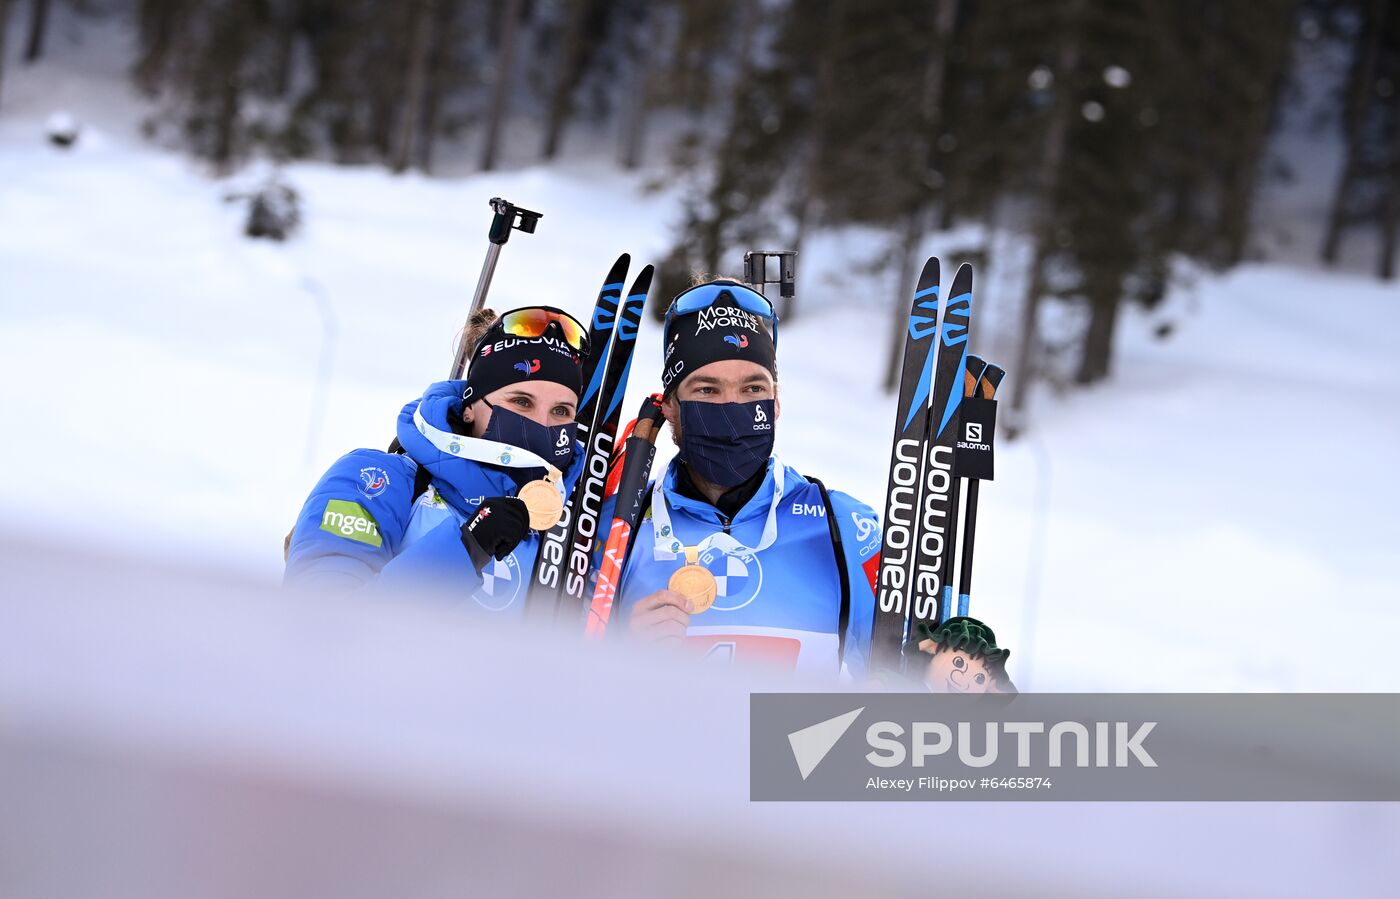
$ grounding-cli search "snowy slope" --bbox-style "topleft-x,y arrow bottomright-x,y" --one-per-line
2,29 -> 1397,693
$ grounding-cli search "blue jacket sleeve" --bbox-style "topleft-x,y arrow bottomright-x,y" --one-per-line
828,490 -> 882,679
283,450 -> 418,590
373,516 -> 485,595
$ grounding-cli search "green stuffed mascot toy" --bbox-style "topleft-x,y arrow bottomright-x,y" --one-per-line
905,616 -> 1017,695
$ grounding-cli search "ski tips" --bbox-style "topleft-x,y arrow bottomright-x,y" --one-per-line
949,262 -> 973,296
626,264 -> 655,297
605,253 -> 631,286
916,257 -> 940,295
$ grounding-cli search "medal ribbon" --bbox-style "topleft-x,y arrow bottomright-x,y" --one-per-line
413,405 -> 563,495
650,457 -> 785,560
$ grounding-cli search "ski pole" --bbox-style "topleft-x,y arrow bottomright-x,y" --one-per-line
586,394 -> 666,638
950,355 -> 988,617
449,197 -> 543,379
956,360 -> 1005,617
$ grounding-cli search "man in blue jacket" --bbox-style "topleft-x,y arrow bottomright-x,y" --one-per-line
610,280 -> 883,678
284,306 -> 588,612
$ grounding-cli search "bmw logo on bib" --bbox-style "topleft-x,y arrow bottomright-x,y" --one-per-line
474,551 -> 523,612
698,546 -> 763,611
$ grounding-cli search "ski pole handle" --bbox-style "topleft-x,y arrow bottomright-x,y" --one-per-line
586,395 -> 665,638
742,249 -> 797,299
452,198 -> 544,378
487,196 -> 542,245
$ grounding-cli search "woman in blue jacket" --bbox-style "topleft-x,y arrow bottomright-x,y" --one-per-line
284,306 -> 589,613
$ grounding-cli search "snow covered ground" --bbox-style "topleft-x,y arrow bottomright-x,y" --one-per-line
2,25 -> 1398,695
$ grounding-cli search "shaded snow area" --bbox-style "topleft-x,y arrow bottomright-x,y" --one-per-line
2,36 -> 1398,695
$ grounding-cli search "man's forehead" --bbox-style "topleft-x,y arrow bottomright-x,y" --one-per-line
680,359 -> 774,386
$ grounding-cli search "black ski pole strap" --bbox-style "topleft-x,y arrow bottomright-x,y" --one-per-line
806,476 -> 850,668
386,438 -> 434,505
633,486 -> 655,562
411,463 -> 433,504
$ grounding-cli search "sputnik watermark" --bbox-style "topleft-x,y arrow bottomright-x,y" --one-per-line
864,720 -> 1156,768
786,707 -> 1155,781
751,694 -> 1400,801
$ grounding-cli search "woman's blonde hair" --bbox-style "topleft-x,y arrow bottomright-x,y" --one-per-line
464,308 -> 499,356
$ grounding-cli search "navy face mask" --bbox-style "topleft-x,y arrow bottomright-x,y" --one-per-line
677,399 -> 776,489
480,402 -> 577,482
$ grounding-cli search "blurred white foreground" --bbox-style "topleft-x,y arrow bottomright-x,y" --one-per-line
1,539 -> 1397,898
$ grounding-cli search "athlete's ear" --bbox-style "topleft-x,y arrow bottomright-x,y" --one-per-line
463,398 -> 492,438
661,393 -> 680,428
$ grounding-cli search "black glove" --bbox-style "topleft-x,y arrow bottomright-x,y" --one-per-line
459,496 -> 531,574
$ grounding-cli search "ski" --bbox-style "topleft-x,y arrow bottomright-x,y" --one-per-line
870,257 -> 942,672
910,262 -> 974,635
528,254 -> 629,609
553,266 -> 653,620
579,254 -> 632,414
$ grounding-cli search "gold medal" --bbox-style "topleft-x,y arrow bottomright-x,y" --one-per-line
517,475 -> 564,531
668,563 -> 718,614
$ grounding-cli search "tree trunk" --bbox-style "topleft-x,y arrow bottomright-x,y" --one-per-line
417,0 -> 453,174
725,0 -> 758,120
791,0 -> 845,253
1321,0 -> 1385,265
1379,107 -> 1400,280
927,0 -> 959,230
134,0 -> 183,92
209,5 -> 252,174
921,0 -> 957,173
693,0 -> 759,275
269,5 -> 296,98
0,0 -> 11,108
392,0 -> 435,173
1321,157 -> 1359,266
541,0 -> 588,160
1218,85 -> 1275,265
213,74 -> 240,173
480,0 -> 523,172
1219,6 -> 1295,267
22,0 -> 47,64
1008,0 -> 1084,423
618,3 -> 658,169
1075,278 -> 1122,384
